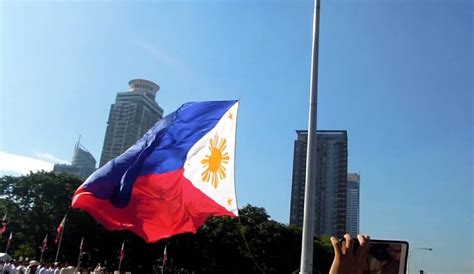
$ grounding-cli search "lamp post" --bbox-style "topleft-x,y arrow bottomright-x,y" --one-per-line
409,247 -> 433,274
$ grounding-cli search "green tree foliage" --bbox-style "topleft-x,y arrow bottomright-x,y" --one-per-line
0,172 -> 334,273
0,171 -> 81,260
164,206 -> 334,274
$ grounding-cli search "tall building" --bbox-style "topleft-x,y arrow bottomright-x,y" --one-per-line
346,173 -> 360,236
289,130 -> 348,236
99,79 -> 163,167
53,140 -> 96,180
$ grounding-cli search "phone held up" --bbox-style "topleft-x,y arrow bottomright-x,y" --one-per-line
340,238 -> 409,274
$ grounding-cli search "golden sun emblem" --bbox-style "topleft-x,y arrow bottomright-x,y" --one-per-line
201,134 -> 230,188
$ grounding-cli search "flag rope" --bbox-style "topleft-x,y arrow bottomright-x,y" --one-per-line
231,101 -> 265,273
237,216 -> 266,274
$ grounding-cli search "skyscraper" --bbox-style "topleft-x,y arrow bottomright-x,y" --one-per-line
346,173 -> 360,236
289,130 -> 348,236
53,139 -> 96,180
99,79 -> 163,167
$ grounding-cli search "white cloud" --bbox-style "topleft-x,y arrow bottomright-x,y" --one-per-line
140,41 -> 177,67
34,152 -> 69,164
0,151 -> 55,176
137,40 -> 194,77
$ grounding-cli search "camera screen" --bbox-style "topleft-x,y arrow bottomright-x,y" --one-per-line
365,242 -> 408,274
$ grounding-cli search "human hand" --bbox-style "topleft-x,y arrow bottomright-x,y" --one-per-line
329,234 -> 370,274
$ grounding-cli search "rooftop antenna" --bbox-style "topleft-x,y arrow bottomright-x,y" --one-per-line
75,134 -> 82,149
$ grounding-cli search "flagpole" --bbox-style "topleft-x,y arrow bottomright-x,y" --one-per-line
54,216 -> 66,263
54,229 -> 64,263
4,232 -> 12,253
161,256 -> 165,274
76,253 -> 82,272
300,0 -> 321,273
76,237 -> 84,272
40,249 -> 45,263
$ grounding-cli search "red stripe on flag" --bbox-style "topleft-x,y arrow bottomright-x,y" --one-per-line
72,169 -> 235,243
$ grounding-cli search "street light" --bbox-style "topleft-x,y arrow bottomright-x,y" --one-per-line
417,247 -> 433,251
409,247 -> 433,274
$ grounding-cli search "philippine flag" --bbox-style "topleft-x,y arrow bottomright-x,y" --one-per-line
72,101 -> 239,243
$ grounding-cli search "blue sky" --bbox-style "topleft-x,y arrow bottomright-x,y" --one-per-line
0,0 -> 472,273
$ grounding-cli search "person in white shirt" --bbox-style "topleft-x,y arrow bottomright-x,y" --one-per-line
52,263 -> 61,274
8,261 -> 19,274
24,260 -> 38,274
4,262 -> 14,274
1,262 -> 9,274
2,262 -> 9,274
47,264 -> 55,274
58,262 -> 74,274
37,263 -> 49,274
10,263 -> 17,274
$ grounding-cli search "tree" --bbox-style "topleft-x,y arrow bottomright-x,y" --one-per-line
0,171 -> 83,261
164,205 -> 334,274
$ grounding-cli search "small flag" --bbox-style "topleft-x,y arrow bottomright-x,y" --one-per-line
119,241 -> 125,261
163,245 -> 168,266
55,215 -> 66,244
5,232 -> 12,251
72,101 -> 239,243
40,234 -> 48,253
0,213 -> 8,235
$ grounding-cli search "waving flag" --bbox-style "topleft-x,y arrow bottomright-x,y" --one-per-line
5,232 -> 12,252
40,234 -> 48,252
119,241 -> 125,261
55,215 -> 66,244
118,240 -> 126,272
163,245 -> 168,266
39,234 -> 48,262
72,101 -> 239,242
0,213 -> 7,236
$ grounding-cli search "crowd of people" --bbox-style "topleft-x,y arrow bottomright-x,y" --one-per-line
0,261 -> 124,274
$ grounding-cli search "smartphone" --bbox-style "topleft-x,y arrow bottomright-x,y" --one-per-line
341,238 -> 409,274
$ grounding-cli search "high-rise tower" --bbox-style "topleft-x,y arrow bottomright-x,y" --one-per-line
346,173 -> 360,236
53,139 -> 96,180
99,79 -> 163,167
289,130 -> 348,236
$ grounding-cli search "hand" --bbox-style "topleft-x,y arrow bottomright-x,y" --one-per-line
329,234 -> 370,274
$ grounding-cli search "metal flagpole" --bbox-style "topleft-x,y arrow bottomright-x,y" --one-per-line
300,0 -> 321,273
4,232 -> 12,253
39,249 -> 45,263
54,216 -> 66,263
76,237 -> 84,272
